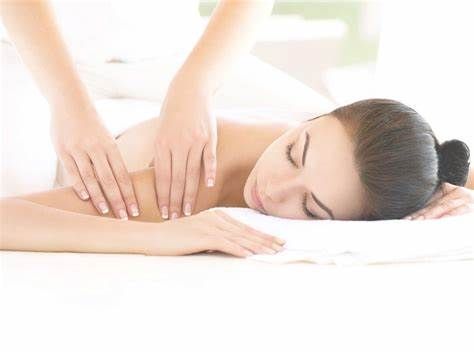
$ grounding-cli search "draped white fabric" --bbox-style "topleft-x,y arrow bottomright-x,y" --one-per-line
375,1 -> 474,148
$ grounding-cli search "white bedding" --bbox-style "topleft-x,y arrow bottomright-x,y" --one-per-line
1,250 -> 473,355
212,207 -> 474,265
2,208 -> 473,355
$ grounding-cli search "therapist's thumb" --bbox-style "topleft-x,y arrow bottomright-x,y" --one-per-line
203,136 -> 217,188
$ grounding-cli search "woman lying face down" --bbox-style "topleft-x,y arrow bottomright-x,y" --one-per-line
1,98 -> 472,257
245,98 -> 471,221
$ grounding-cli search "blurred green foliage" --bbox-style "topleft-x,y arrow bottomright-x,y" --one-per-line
199,1 -> 379,66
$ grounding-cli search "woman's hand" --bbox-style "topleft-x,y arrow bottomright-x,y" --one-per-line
50,101 -> 139,220
146,209 -> 286,258
404,182 -> 474,220
151,77 -> 217,221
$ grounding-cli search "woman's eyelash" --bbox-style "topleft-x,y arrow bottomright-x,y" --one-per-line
286,142 -> 317,219
285,142 -> 298,167
302,194 -> 317,218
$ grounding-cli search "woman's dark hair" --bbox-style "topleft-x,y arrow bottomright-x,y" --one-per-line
307,98 -> 470,220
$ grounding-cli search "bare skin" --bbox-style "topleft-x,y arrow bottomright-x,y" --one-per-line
0,114 -> 291,257
19,115 -> 287,222
1,111 -> 473,256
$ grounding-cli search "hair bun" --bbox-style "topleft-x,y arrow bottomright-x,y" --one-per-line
437,139 -> 470,186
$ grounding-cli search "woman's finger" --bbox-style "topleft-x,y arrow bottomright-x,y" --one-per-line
420,197 -> 467,219
213,209 -> 286,247
60,152 -> 90,201
439,203 -> 474,218
72,151 -> 109,215
226,234 -> 280,255
406,185 -> 454,219
168,146 -> 188,220
154,144 -> 171,220
89,150 -> 128,220
213,237 -> 254,258
106,145 -> 140,217
182,143 -> 205,217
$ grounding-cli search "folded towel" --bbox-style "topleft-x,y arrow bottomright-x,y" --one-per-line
208,207 -> 474,265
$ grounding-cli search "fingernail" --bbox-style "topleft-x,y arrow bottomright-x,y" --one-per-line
272,243 -> 283,251
119,209 -> 128,220
416,215 -> 425,220
264,247 -> 276,254
80,190 -> 89,200
161,206 -> 168,219
207,178 -> 214,187
171,212 -> 178,220
99,202 -> 109,214
276,237 -> 286,245
244,250 -> 253,257
184,203 -> 191,216
130,204 -> 139,217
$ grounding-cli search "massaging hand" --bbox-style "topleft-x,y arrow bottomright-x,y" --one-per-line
151,78 -> 217,221
404,182 -> 474,220
147,209 -> 286,257
50,101 -> 139,220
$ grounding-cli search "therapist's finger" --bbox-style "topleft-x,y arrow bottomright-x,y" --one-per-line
106,145 -> 139,217
90,150 -> 128,220
72,151 -> 109,215
154,143 -> 171,220
202,130 -> 217,188
168,146 -> 187,220
60,152 -> 90,201
182,143 -> 204,217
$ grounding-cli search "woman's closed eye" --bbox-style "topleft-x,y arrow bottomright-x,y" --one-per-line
285,141 -> 318,219
285,142 -> 298,168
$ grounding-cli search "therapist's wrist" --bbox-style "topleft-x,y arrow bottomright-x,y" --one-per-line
49,90 -> 97,120
47,79 -> 95,113
170,67 -> 216,98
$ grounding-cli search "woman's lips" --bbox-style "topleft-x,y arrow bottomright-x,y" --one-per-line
252,182 -> 267,214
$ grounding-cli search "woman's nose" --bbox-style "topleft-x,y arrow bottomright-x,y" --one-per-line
265,176 -> 300,203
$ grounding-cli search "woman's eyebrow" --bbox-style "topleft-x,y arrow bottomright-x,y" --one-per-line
301,131 -> 335,220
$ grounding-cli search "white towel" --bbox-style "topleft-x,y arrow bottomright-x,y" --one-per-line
208,207 -> 474,265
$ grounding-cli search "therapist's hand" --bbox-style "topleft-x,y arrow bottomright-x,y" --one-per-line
50,101 -> 139,220
151,78 -> 217,220
403,182 -> 474,220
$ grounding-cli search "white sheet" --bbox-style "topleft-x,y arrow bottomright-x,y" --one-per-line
1,250 -> 473,355
210,207 -> 474,265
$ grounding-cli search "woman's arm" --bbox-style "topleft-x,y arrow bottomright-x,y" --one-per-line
0,168 -> 161,253
0,198 -> 155,254
466,166 -> 474,189
17,167 -> 162,223
0,168 -> 283,256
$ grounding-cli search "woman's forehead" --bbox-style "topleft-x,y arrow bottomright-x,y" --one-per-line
302,116 -> 366,219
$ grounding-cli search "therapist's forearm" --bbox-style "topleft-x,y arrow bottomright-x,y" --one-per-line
0,198 -> 154,254
173,0 -> 274,95
0,0 -> 92,108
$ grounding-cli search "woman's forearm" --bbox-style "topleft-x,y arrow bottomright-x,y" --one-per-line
0,0 -> 91,107
467,166 -> 474,190
174,0 -> 274,95
0,198 -> 154,254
